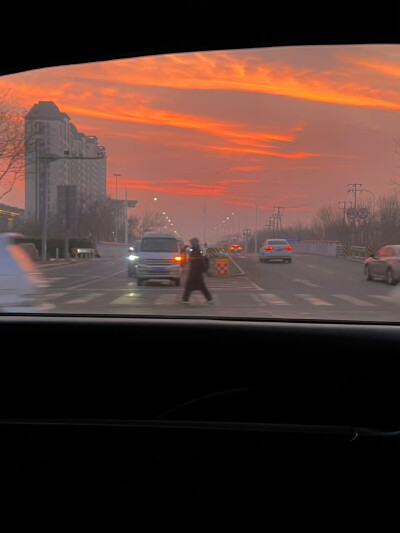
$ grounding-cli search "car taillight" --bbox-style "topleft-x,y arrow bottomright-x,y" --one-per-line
285,246 -> 292,250
265,246 -> 273,250
174,256 -> 183,263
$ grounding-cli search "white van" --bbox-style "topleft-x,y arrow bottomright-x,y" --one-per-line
136,232 -> 183,286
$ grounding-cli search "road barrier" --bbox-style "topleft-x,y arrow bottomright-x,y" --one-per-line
206,251 -> 243,277
347,246 -> 373,262
291,240 -> 373,261
291,240 -> 341,257
215,258 -> 229,277
71,248 -> 96,259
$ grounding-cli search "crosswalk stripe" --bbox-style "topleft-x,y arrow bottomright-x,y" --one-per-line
154,294 -> 179,305
45,292 -> 67,299
369,295 -> 396,303
257,293 -> 290,305
296,294 -> 333,306
65,293 -> 103,304
42,288 -> 392,309
332,294 -> 376,306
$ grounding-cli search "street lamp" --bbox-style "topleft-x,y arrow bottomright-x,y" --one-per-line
113,173 -> 121,242
142,197 -> 158,235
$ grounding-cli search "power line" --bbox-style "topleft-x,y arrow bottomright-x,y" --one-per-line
347,183 -> 363,209
273,206 -> 285,232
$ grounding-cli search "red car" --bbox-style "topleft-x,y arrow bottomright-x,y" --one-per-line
229,244 -> 242,253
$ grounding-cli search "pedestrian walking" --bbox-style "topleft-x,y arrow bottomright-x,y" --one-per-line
181,237 -> 213,304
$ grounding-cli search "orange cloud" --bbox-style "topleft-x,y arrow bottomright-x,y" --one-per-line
230,166 -> 266,171
111,177 -> 228,198
64,50 -> 400,111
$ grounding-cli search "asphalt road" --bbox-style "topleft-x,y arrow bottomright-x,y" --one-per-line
34,253 -> 400,321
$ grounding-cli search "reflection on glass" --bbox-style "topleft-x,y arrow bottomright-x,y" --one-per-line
1,44 -> 400,321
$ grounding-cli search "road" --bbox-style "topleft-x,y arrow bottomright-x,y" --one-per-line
33,252 -> 400,322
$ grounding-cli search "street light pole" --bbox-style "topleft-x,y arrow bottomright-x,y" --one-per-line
113,173 -> 121,242
142,197 -> 158,236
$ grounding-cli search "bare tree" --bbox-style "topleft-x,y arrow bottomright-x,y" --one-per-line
78,197 -> 116,245
0,91 -> 27,201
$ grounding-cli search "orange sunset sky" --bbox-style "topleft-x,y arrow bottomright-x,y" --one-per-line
1,43 -> 399,243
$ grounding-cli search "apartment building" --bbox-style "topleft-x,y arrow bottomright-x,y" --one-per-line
24,101 -> 106,224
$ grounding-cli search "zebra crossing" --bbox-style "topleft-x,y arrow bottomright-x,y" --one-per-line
37,286 -> 400,311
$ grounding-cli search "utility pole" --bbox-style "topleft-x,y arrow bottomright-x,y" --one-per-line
347,183 -> 363,209
338,201 -> 352,225
273,206 -> 285,233
347,184 -> 362,246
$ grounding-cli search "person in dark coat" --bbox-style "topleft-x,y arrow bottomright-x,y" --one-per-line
181,237 -> 213,304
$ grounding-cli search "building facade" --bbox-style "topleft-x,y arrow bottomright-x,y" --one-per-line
0,203 -> 24,232
24,101 -> 107,225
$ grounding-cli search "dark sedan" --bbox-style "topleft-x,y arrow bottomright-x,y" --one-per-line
364,244 -> 400,285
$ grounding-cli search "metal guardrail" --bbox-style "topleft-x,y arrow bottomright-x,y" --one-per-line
346,246 -> 373,262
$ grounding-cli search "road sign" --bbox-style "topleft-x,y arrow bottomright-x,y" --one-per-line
357,208 -> 368,219
346,208 -> 357,219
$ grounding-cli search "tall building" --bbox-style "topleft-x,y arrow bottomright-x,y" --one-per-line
24,101 -> 107,224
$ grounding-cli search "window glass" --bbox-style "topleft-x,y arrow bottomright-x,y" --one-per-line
1,43 -> 400,321
267,240 -> 288,245
140,238 -> 179,253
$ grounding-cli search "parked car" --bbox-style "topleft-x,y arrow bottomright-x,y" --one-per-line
259,239 -> 293,263
364,244 -> 400,285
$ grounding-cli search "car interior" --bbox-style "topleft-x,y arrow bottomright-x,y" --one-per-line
1,4 -> 400,532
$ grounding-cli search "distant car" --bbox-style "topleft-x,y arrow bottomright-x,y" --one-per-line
0,233 -> 44,311
229,244 -> 242,253
259,239 -> 292,263
364,244 -> 400,285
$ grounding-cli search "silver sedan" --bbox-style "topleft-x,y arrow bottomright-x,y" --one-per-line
364,244 -> 400,285
259,239 -> 293,263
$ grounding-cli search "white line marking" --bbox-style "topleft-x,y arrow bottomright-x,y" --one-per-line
45,292 -> 67,299
65,293 -> 103,304
154,294 -> 179,305
293,279 -> 320,287
36,303 -> 56,310
68,269 -> 126,289
296,294 -> 333,306
369,295 -> 396,303
258,293 -> 290,305
332,294 -> 376,306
